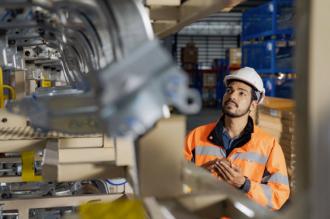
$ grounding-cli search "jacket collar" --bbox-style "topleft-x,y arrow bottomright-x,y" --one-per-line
208,115 -> 254,153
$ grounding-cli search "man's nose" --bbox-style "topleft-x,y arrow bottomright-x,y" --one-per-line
227,91 -> 238,101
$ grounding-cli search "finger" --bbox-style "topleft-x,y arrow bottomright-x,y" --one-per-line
207,164 -> 216,172
208,159 -> 219,165
216,163 -> 233,181
219,161 -> 237,177
202,160 -> 212,166
201,159 -> 216,168
203,164 -> 214,172
219,158 -> 230,166
213,163 -> 225,177
217,171 -> 227,181
214,164 -> 229,181
216,159 -> 234,175
231,163 -> 241,172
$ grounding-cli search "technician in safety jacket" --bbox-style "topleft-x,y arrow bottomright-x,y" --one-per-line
185,67 -> 290,210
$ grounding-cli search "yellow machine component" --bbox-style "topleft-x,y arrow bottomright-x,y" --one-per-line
21,151 -> 43,182
2,84 -> 16,100
79,200 -> 145,219
41,80 -> 52,88
0,67 -> 16,108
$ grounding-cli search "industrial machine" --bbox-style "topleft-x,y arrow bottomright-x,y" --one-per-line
0,0 -> 275,218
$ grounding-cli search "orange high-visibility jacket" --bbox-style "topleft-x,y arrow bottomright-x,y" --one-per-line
185,117 -> 290,210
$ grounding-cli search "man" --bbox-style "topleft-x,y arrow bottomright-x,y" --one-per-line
185,67 -> 290,210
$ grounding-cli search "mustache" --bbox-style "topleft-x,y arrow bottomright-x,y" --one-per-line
225,100 -> 238,107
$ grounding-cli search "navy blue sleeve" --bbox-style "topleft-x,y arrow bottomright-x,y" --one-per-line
239,177 -> 251,193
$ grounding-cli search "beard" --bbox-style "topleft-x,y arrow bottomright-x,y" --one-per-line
222,100 -> 251,118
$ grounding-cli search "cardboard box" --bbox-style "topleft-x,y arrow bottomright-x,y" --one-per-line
181,43 -> 198,64
226,48 -> 241,67
137,116 -> 185,198
257,96 -> 296,192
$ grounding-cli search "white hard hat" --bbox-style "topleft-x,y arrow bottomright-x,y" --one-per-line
224,67 -> 265,103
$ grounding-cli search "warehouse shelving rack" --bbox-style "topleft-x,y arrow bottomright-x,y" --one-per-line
241,0 -> 295,98
242,0 -> 294,41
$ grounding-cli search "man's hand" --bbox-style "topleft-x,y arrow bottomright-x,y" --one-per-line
200,159 -> 219,173
214,160 -> 246,188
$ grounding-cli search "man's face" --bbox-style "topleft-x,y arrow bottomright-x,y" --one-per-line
222,80 -> 255,118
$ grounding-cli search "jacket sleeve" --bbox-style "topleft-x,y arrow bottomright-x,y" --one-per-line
245,140 -> 290,210
184,129 -> 196,162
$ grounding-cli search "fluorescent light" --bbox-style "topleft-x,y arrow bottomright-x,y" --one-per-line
234,202 -> 255,218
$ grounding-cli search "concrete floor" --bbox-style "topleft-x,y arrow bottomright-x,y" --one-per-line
186,107 -> 221,133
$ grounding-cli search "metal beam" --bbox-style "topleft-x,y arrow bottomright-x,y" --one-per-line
154,0 -> 245,38
146,0 -> 181,6
149,6 -> 180,21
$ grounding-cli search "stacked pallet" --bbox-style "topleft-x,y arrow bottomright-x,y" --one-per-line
257,97 -> 295,193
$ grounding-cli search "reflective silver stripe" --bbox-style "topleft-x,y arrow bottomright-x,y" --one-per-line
231,152 -> 268,165
261,184 -> 273,209
195,145 -> 226,157
230,153 -> 240,160
268,173 -> 289,186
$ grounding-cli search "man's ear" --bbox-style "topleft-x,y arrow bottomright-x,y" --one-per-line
250,100 -> 258,112
249,100 -> 258,121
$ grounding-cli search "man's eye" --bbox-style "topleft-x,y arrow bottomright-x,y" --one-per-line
239,92 -> 245,96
